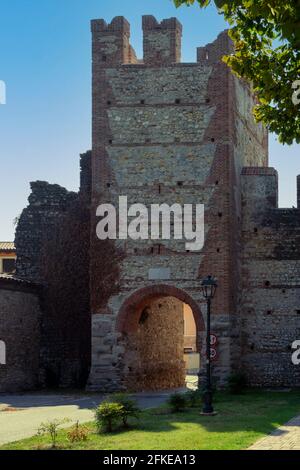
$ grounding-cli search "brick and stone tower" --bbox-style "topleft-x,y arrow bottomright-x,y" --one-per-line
87,16 -> 268,391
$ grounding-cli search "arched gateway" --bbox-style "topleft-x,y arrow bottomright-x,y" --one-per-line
87,284 -> 205,392
116,285 -> 205,391
116,285 -> 205,335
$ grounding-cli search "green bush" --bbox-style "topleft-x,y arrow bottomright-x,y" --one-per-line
185,390 -> 202,407
95,402 -> 124,433
228,373 -> 247,394
167,393 -> 187,413
108,393 -> 141,428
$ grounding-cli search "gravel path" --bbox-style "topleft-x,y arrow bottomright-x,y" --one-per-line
0,390 -> 175,446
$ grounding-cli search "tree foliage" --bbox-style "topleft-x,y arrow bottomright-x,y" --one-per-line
173,0 -> 300,144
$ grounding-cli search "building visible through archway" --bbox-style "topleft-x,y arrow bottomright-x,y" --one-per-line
183,305 -> 200,376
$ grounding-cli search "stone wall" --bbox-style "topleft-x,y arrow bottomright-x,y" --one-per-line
0,277 -> 41,392
15,181 -> 77,282
15,151 -> 92,282
14,151 -> 92,389
80,150 -> 92,197
88,16 -> 268,391
240,168 -> 300,387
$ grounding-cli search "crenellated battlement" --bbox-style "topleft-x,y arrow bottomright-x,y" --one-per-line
142,15 -> 182,65
142,15 -> 182,32
91,15 -> 183,66
197,30 -> 233,64
91,16 -> 137,66
91,16 -> 130,34
90,16 -> 234,66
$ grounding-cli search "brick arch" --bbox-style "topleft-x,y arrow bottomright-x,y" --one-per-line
116,284 -> 205,335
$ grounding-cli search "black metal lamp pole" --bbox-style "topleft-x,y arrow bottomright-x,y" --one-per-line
203,296 -> 213,414
200,275 -> 218,415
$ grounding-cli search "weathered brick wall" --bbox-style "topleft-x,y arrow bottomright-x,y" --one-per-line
88,16 -> 268,391
241,168 -> 300,387
14,151 -> 92,389
15,181 -> 77,282
0,278 -> 41,392
80,150 -> 92,197
15,151 -> 92,283
227,76 -> 269,371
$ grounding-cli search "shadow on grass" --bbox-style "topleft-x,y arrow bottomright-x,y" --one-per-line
1,390 -> 300,450
130,389 -> 300,436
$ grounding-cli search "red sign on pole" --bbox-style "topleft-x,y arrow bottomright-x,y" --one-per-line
210,334 -> 218,346
208,334 -> 218,361
210,347 -> 218,361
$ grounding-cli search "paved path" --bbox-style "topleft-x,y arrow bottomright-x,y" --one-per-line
0,391 -> 174,446
249,415 -> 300,450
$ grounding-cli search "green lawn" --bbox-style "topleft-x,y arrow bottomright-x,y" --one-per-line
1,390 -> 300,450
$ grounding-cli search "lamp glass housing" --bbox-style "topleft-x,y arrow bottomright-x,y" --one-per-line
201,275 -> 218,299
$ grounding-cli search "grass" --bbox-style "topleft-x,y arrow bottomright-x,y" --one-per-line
1,390 -> 300,450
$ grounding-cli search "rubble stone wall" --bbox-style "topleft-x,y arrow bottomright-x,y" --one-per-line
15,181 -> 77,282
13,152 -> 92,390
0,279 -> 41,392
241,168 -> 300,387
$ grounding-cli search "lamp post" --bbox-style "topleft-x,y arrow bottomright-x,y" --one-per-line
200,275 -> 218,415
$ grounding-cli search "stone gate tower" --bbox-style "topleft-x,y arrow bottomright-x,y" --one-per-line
87,15 -> 268,391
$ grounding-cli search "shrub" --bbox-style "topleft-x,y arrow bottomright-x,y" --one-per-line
67,421 -> 89,443
108,393 -> 141,428
95,402 -> 124,433
185,390 -> 202,407
37,418 -> 70,449
228,373 -> 247,394
167,393 -> 187,413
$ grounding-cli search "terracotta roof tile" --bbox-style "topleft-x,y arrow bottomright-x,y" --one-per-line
0,242 -> 15,251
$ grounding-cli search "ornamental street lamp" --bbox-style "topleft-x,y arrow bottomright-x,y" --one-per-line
200,275 -> 218,415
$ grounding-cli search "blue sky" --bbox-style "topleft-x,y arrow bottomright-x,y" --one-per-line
0,0 -> 299,240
